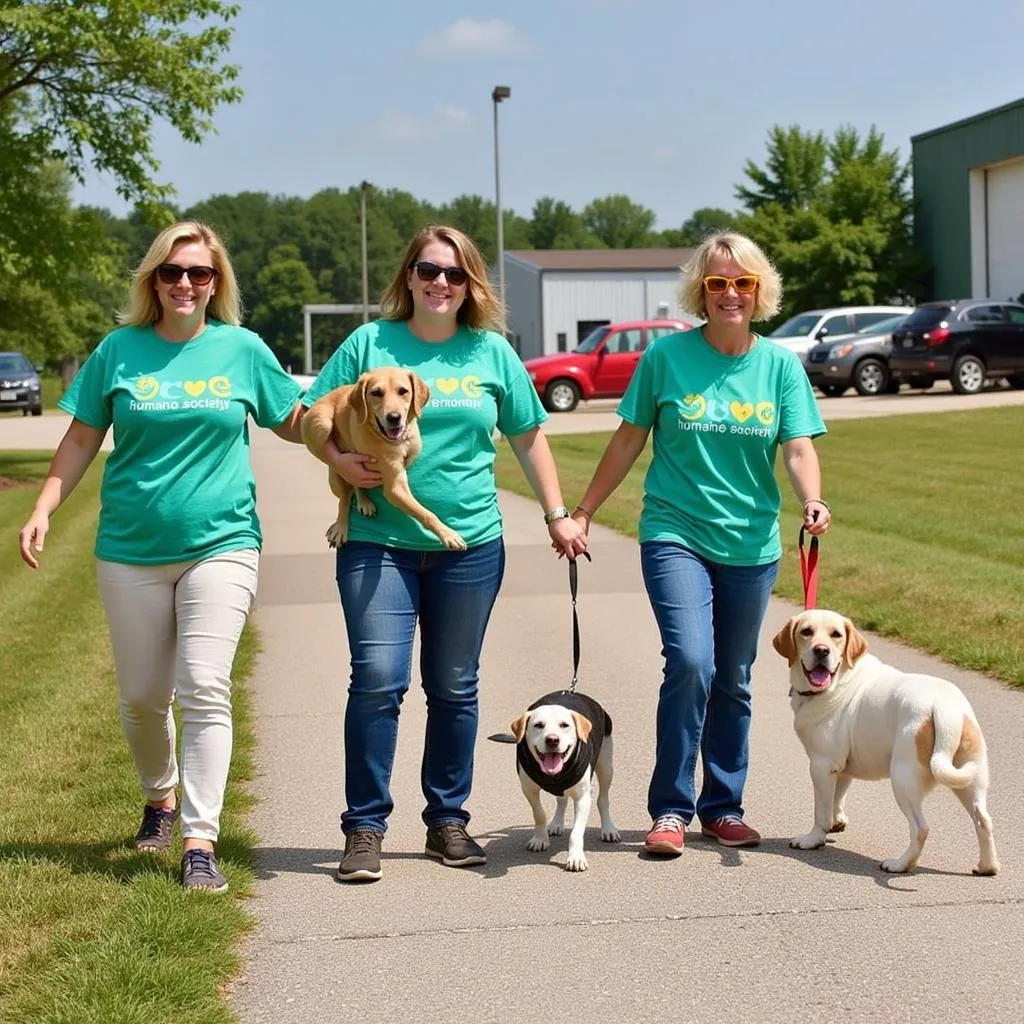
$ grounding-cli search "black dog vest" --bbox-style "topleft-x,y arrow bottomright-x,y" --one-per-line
516,690 -> 612,797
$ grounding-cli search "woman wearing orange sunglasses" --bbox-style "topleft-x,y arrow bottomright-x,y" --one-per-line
572,231 -> 831,858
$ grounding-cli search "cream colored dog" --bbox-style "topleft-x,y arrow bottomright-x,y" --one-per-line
301,367 -> 466,551
772,609 -> 999,876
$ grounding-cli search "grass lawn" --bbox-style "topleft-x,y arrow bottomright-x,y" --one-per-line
0,451 -> 259,1024
495,405 -> 1024,687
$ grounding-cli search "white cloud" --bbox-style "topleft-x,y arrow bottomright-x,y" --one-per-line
375,105 -> 473,144
416,19 -> 528,57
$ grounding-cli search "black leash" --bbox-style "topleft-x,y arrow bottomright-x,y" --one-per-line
567,551 -> 592,693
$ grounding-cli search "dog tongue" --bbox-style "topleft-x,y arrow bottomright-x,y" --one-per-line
541,752 -> 563,775
808,666 -> 831,687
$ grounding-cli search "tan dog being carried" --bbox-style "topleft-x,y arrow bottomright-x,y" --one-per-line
301,367 -> 466,551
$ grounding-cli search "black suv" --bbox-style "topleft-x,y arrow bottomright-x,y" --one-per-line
889,299 -> 1024,394
0,351 -> 43,416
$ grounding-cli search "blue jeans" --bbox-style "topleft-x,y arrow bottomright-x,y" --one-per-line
336,538 -> 505,834
640,542 -> 779,825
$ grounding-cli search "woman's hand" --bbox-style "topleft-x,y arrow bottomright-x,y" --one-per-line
327,450 -> 383,489
802,498 -> 831,536
548,515 -> 588,560
19,508 -> 50,569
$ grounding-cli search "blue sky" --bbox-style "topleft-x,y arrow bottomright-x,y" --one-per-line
75,0 -> 1024,230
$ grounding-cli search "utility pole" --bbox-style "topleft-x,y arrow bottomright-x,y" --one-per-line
360,180 -> 370,323
492,86 -> 511,314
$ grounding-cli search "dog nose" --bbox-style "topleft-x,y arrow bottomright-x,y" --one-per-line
813,644 -> 830,658
385,412 -> 402,425
544,734 -> 560,748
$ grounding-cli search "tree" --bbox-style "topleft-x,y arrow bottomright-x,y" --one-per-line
661,207 -> 739,247
248,245 -> 324,369
582,195 -> 656,248
735,124 -> 928,320
529,197 -> 603,249
735,125 -> 828,213
0,0 -> 242,282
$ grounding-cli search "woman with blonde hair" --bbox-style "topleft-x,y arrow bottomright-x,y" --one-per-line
571,231 -> 831,858
19,220 -> 306,892
304,224 -> 586,882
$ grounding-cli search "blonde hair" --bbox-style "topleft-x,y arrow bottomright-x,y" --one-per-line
380,224 -> 505,333
679,231 -> 782,322
117,220 -> 242,327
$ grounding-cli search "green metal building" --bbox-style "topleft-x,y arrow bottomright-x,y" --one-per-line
912,97 -> 1024,301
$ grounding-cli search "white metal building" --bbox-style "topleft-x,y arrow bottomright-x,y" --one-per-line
503,248 -> 695,359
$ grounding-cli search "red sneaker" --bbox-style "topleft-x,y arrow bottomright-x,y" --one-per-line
645,814 -> 685,855
700,815 -> 761,847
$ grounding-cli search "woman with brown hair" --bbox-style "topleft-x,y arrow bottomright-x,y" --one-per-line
19,220 -> 306,892
303,224 -> 586,882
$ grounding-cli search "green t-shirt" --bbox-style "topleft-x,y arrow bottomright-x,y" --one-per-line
617,327 -> 826,565
303,319 -> 546,550
60,322 -> 303,565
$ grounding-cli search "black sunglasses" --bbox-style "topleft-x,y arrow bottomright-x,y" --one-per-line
411,261 -> 469,287
156,263 -> 217,286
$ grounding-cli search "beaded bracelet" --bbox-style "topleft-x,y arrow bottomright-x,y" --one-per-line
802,498 -> 832,513
573,504 -> 595,519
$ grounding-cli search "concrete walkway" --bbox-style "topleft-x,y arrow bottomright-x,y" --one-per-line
229,427 -> 1023,1024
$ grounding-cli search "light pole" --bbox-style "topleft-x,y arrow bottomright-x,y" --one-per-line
359,180 -> 370,323
492,85 -> 510,313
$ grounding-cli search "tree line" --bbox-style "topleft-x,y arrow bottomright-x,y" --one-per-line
1,2 -> 927,373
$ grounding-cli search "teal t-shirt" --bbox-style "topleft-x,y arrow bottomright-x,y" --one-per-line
617,327 -> 826,565
60,321 -> 303,565
303,319 -> 546,550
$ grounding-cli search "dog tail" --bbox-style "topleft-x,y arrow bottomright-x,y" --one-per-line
928,704 -> 981,790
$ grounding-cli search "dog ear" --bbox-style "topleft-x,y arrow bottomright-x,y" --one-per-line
771,618 -> 799,664
843,618 -> 868,667
570,711 -> 593,744
509,714 -> 529,743
409,372 -> 429,419
348,376 -> 371,425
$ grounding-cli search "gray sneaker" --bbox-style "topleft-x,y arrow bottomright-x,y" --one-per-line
336,829 -> 383,882
425,824 -> 486,867
135,805 -> 177,852
180,849 -> 228,893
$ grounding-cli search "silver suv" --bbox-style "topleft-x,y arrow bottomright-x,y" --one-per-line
768,306 -> 911,366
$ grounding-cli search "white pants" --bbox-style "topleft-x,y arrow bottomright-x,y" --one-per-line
96,549 -> 259,841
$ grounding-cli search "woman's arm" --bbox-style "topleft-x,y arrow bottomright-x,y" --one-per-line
19,418 -> 107,568
506,427 -> 587,559
570,421 -> 651,530
782,436 -> 831,535
271,400 -> 305,444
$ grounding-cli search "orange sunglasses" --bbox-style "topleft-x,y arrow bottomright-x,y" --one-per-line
702,274 -> 759,294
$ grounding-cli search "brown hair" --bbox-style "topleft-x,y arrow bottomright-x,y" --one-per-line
380,224 -> 505,333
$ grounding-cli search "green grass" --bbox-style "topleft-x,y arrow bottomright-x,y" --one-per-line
0,452 -> 259,1024
496,406 -> 1024,687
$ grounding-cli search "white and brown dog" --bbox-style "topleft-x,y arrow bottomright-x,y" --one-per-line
505,691 -> 620,872
772,609 -> 999,876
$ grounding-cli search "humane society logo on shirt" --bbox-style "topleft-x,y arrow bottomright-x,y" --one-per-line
676,393 -> 776,437
128,373 -> 234,412
424,373 -> 485,408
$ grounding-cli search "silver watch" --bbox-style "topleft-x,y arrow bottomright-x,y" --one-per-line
543,506 -> 570,524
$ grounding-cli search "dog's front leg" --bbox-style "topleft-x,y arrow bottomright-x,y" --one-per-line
519,772 -> 550,852
565,779 -> 593,872
381,470 -> 466,551
830,773 -> 852,833
547,796 -> 567,836
790,757 -> 838,850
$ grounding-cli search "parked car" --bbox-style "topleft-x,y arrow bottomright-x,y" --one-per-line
523,318 -> 694,412
805,313 -> 937,397
889,299 -> 1024,395
768,306 -> 911,366
0,351 -> 43,416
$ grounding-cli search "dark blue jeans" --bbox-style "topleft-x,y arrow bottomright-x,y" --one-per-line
336,538 -> 505,835
640,541 -> 779,825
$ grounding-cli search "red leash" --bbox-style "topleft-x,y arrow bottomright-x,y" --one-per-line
798,526 -> 819,610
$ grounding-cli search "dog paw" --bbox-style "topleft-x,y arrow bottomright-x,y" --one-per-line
601,827 -> 621,843
527,835 -> 550,852
973,863 -> 999,877
880,857 -> 912,874
547,821 -> 565,837
325,523 -> 345,548
356,498 -> 377,518
439,528 -> 467,551
565,853 -> 589,872
828,818 -> 848,834
790,832 -> 826,850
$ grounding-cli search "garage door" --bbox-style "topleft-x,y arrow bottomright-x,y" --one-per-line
986,158 -> 1024,300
